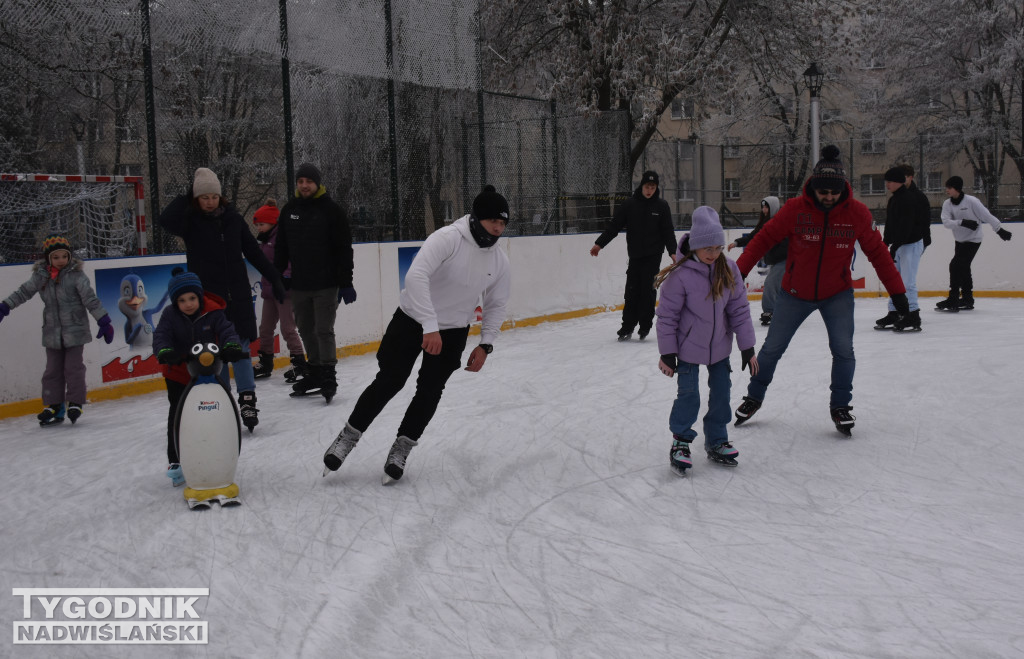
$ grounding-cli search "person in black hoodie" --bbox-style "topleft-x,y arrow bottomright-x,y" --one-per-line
590,170 -> 677,340
877,166 -> 930,332
729,196 -> 785,326
274,163 -> 356,403
159,167 -> 285,432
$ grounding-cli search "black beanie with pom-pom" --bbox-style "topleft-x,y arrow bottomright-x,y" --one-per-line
810,145 -> 847,191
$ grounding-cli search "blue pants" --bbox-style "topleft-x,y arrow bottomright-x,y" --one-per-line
669,357 -> 732,450
221,338 -> 255,394
889,240 -> 924,312
747,288 -> 855,409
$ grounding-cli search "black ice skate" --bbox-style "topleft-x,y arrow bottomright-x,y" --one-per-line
290,364 -> 323,397
759,312 -> 772,326
38,403 -> 65,426
893,310 -> 922,333
734,396 -> 762,426
283,354 -> 308,383
322,424 -> 361,476
706,442 -> 739,466
958,294 -> 974,310
874,311 -> 900,330
670,435 -> 692,476
830,406 -> 855,436
616,330 -> 632,342
66,403 -> 83,424
382,435 -> 418,485
935,292 -> 960,313
253,352 -> 274,379
238,391 -> 258,432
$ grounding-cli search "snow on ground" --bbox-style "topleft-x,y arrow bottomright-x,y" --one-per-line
2,297 -> 1023,658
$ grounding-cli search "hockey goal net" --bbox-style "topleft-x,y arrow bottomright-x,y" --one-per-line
0,173 -> 147,264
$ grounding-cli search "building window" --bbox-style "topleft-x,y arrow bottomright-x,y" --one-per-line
974,173 -> 986,193
724,178 -> 740,200
670,98 -> 695,120
924,171 -> 943,192
861,174 -> 886,196
769,177 -> 789,198
821,106 -> 841,122
676,140 -> 695,161
678,180 -> 695,201
116,163 -> 143,177
860,133 -> 886,154
116,119 -> 141,143
723,138 -> 741,159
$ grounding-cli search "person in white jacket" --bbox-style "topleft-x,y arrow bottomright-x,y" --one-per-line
937,176 -> 1012,311
322,186 -> 512,483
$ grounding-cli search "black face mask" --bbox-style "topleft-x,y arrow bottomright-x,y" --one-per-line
256,229 -> 273,243
469,216 -> 500,248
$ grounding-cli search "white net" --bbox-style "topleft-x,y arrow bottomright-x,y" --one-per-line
0,177 -> 141,264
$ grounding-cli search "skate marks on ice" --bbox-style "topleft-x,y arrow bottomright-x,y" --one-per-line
1,301 -> 1023,656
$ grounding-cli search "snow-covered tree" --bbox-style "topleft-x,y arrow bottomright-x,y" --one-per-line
855,0 -> 1024,207
482,0 -> 852,176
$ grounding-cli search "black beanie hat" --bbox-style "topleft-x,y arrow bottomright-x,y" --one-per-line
471,185 -> 510,222
469,185 -> 508,248
884,167 -> 906,184
809,145 -> 847,191
945,176 -> 963,192
295,163 -> 322,187
168,267 -> 204,306
641,170 -> 659,186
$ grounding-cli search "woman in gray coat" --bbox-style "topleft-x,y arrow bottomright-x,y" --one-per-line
0,234 -> 113,425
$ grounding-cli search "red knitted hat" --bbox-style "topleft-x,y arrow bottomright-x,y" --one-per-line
253,200 -> 279,226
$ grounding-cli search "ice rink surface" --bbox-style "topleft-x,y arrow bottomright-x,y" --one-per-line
2,297 -> 1022,658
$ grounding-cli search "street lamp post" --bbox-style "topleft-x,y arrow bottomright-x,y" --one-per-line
803,63 -> 824,161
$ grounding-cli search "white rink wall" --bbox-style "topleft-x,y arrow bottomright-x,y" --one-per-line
0,225 -> 1019,405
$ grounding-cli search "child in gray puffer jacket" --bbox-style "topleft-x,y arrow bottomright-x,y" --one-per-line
0,234 -> 113,425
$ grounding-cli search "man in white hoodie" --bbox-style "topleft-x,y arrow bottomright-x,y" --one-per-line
322,186 -> 512,483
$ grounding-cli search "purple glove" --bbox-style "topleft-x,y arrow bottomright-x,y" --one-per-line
338,287 -> 357,305
96,314 -> 114,344
0,301 -> 9,323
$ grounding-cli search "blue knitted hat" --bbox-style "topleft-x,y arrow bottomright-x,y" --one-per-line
168,267 -> 203,305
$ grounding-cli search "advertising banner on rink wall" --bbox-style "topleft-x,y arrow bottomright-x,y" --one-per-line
0,228 -> 1019,405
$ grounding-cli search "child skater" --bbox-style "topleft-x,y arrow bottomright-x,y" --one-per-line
250,199 -> 307,382
0,233 -> 114,425
153,268 -> 244,486
654,206 -> 759,474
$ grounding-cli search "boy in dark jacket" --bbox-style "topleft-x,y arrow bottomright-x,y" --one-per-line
274,163 -> 356,402
153,268 -> 244,486
877,166 -> 930,332
590,170 -> 677,341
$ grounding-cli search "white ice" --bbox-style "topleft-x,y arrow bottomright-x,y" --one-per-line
2,298 -> 1023,658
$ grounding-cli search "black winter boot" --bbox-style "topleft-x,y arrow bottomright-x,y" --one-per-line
238,391 -> 259,432
284,354 -> 308,383
253,352 -> 274,379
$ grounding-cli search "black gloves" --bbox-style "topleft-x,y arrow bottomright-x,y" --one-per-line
157,348 -> 184,365
219,342 -> 246,363
741,348 -> 755,371
960,219 -> 979,231
997,228 -> 1012,241
660,354 -> 677,371
338,287 -> 357,305
889,244 -> 898,260
891,293 -> 910,315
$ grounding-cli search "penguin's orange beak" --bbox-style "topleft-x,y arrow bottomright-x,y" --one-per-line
199,352 -> 215,368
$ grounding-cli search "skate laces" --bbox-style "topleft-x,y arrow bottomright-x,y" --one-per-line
736,397 -> 761,416
831,407 -> 855,423
386,436 -> 417,469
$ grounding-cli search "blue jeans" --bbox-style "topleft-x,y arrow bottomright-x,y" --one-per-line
221,338 -> 256,394
669,357 -> 733,449
747,288 -> 855,409
889,239 -> 923,312
762,263 -> 784,314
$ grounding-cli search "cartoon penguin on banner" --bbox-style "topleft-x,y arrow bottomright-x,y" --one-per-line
176,342 -> 242,509
117,274 -> 169,348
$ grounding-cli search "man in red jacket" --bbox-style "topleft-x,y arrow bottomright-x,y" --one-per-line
731,146 -> 909,436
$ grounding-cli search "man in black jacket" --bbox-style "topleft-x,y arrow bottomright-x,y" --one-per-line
877,166 -> 929,332
590,170 -> 677,340
275,163 -> 356,402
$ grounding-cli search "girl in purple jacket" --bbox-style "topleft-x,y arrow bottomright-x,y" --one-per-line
654,206 -> 759,474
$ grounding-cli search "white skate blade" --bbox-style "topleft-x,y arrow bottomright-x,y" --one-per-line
381,473 -> 397,486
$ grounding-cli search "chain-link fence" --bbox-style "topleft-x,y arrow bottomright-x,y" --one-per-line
0,0 -> 631,262
639,135 -> 1024,230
